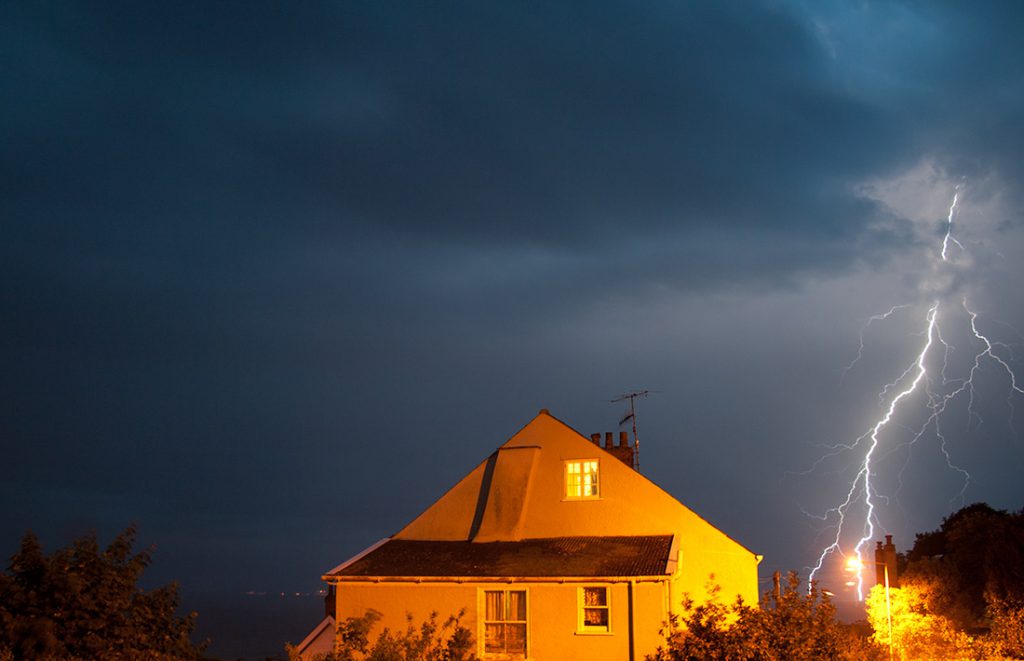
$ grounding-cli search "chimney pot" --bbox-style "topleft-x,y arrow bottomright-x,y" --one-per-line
590,433 -> 601,445
619,431 -> 629,447
605,432 -> 614,448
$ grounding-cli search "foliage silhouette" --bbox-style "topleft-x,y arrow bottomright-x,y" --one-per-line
0,525 -> 203,660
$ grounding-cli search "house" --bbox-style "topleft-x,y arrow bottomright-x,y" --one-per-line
298,409 -> 760,660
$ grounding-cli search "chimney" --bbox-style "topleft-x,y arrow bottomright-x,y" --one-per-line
324,584 -> 336,618
875,536 -> 899,588
590,433 -> 601,445
597,430 -> 636,469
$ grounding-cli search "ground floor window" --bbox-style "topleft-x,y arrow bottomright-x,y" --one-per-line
579,585 -> 610,632
484,589 -> 527,656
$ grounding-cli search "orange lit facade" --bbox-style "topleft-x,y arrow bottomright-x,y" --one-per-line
301,410 -> 760,660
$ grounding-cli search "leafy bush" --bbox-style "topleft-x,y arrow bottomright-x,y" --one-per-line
647,573 -> 880,661
287,609 -> 476,661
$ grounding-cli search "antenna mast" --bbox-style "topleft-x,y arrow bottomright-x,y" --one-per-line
610,389 -> 651,471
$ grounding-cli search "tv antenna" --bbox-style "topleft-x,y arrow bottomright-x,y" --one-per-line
610,389 -> 654,471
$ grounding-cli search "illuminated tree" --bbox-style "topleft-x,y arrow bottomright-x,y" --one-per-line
0,526 -> 202,660
859,504 -> 1024,660
982,597 -> 1024,659
865,580 -> 974,661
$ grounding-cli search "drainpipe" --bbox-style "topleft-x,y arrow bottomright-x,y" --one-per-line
627,580 -> 636,661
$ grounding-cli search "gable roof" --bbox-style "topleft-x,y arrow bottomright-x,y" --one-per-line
327,535 -> 675,580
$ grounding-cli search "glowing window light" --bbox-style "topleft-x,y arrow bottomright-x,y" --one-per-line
565,460 -> 600,498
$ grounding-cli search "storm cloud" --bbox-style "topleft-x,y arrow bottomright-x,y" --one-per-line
3,1 -> 1024,657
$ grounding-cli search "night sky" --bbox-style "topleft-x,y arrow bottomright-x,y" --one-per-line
4,1 -> 1024,657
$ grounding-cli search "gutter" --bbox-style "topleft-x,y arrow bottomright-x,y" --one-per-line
324,574 -> 672,585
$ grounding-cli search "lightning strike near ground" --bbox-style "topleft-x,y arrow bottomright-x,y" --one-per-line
807,187 -> 1024,599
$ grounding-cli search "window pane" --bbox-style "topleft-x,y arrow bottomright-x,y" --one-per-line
506,623 -> 526,653
484,623 -> 504,653
485,591 -> 503,620
567,462 -> 580,497
508,590 -> 526,621
583,587 -> 606,606
584,608 -> 609,627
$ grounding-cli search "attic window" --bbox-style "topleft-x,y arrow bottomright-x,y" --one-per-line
565,460 -> 599,499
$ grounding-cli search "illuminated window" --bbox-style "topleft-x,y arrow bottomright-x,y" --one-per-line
484,589 -> 527,657
579,586 -> 610,632
565,460 -> 600,499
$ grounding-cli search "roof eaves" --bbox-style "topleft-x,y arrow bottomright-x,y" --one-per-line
327,574 -> 672,584
322,537 -> 391,579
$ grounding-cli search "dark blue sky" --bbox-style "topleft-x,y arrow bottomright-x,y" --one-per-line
4,1 -> 1024,657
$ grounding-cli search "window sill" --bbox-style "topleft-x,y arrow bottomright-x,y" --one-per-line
575,629 -> 613,636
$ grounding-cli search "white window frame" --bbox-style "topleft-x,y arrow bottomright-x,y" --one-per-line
480,587 -> 529,658
577,584 -> 612,634
564,459 -> 600,500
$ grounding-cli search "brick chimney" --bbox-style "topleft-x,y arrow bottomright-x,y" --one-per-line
593,430 -> 635,469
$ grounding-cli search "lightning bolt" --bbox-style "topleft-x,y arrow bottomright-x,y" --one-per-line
941,191 -> 964,261
807,187 -> 1023,599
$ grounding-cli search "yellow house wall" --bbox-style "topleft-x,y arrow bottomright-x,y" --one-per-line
334,582 -> 477,640
333,579 -> 670,660
631,581 -> 672,656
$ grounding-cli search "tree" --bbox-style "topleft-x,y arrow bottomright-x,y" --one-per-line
647,574 -> 879,661
981,596 -> 1024,660
0,526 -> 203,660
903,503 -> 1024,631
865,580 -> 975,661
859,502 -> 1024,660
734,573 -> 877,660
